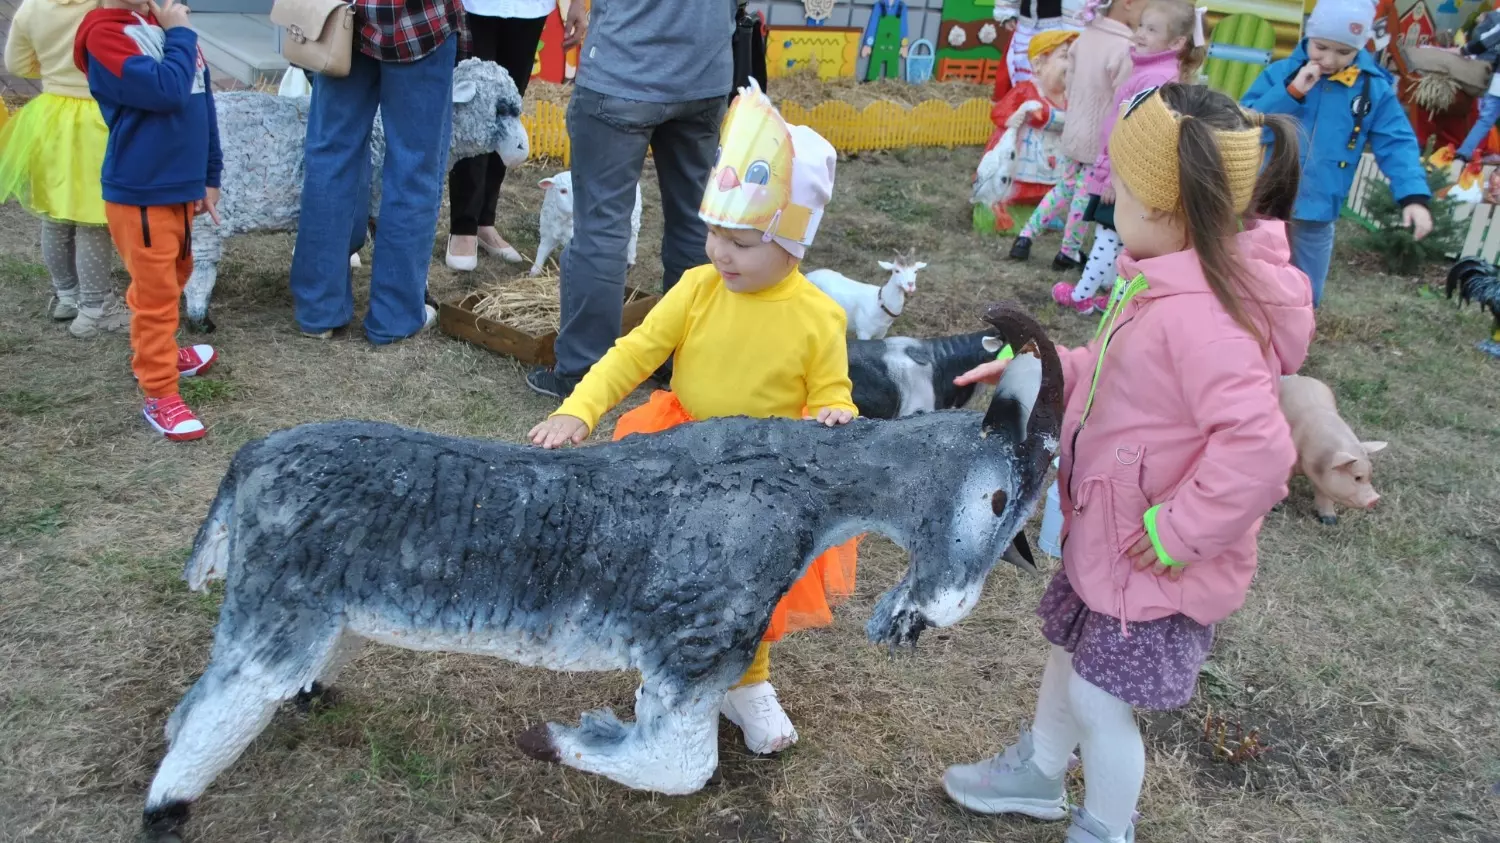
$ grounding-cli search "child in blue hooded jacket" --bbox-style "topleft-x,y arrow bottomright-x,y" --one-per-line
1241,0 -> 1431,307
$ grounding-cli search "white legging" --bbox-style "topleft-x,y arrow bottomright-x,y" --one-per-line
1029,646 -> 1145,840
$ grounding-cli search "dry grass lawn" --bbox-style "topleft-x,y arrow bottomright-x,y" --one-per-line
1,147 -> 1498,843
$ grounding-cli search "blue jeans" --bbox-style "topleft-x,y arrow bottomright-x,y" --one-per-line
1458,93 -> 1500,161
1289,219 -> 1336,308
553,87 -> 725,379
290,37 -> 457,343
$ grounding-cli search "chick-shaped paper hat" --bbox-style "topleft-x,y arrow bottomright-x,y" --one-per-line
699,79 -> 836,258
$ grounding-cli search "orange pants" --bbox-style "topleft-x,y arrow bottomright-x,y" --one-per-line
106,202 -> 193,399
614,390 -> 861,643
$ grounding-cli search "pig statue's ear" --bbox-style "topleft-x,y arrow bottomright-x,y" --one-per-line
1361,441 -> 1388,456
1329,451 -> 1359,471
452,80 -> 478,104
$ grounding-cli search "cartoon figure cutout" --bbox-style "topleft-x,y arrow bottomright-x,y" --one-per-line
700,79 -> 812,243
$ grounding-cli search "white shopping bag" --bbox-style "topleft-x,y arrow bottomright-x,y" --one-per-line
278,68 -> 311,98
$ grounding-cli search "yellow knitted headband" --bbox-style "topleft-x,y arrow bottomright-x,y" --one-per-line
1109,87 -> 1264,213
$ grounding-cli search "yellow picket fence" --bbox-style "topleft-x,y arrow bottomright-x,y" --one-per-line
519,97 -> 994,164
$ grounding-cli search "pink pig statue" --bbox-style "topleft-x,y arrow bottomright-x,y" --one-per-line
1279,374 -> 1388,525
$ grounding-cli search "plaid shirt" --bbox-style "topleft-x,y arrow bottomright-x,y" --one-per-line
355,0 -> 469,63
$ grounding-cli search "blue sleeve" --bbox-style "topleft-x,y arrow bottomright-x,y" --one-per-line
1368,86 -> 1430,206
88,26 -> 201,114
900,3 -> 909,41
862,4 -> 880,45
1469,13 -> 1500,55
1241,61 -> 1306,119
204,68 -> 223,189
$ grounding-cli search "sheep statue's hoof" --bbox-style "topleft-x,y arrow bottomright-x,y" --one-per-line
292,681 -> 340,713
187,315 -> 216,334
1317,514 -> 1339,526
139,802 -> 190,843
515,723 -> 560,763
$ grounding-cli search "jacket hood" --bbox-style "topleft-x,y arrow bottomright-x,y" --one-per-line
73,8 -> 146,73
1118,219 -> 1314,375
1291,39 -> 1392,83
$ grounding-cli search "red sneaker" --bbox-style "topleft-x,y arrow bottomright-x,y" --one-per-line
1051,282 -> 1097,315
178,344 -> 217,377
143,394 -> 206,441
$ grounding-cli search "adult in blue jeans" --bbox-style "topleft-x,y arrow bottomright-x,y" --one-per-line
289,0 -> 467,344
526,0 -> 737,398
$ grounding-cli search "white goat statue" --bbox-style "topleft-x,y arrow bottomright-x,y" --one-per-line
531,171 -> 643,276
806,251 -> 927,340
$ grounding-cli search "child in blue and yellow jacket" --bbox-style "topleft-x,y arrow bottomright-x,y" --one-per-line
75,0 -> 223,441
1241,0 -> 1431,308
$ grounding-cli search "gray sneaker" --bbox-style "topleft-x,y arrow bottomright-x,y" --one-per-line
1065,807 -> 1134,843
942,730 -> 1068,820
48,291 -> 79,321
69,296 -> 131,338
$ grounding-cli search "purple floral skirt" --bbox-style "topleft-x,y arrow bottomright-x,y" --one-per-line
1037,569 -> 1215,710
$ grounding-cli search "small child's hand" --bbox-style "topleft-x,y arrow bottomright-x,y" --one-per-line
150,0 -> 192,30
529,414 -> 588,449
814,407 -> 854,427
1127,534 -> 1184,581
197,187 -> 221,225
1402,203 -> 1433,240
1290,62 -> 1323,96
1100,185 -> 1116,205
953,358 -> 1009,387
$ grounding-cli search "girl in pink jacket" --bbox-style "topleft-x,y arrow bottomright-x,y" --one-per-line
943,84 -> 1314,843
1053,0 -> 1207,315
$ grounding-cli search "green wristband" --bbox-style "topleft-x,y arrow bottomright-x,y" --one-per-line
1142,505 -> 1183,568
995,344 -> 1015,361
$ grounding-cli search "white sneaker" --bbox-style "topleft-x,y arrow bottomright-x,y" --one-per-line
421,303 -> 438,333
446,236 -> 477,271
69,296 -> 131,338
720,682 -> 798,755
48,291 -> 79,321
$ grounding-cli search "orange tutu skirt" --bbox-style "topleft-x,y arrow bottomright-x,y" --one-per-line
613,390 -> 861,642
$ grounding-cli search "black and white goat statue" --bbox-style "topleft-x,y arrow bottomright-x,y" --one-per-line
139,303 -> 1063,842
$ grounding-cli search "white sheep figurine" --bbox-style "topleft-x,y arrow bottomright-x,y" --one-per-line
184,59 -> 529,332
806,250 -> 927,340
531,170 -> 642,276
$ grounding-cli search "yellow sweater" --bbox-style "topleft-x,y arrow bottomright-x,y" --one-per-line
556,265 -> 859,432
4,0 -> 97,99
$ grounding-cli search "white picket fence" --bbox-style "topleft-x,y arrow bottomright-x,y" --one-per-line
1343,151 -> 1500,262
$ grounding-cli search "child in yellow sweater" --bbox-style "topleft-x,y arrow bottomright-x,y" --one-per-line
1,0 -> 127,338
530,79 -> 858,755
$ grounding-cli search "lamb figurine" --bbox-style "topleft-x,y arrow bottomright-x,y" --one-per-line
184,58 -> 529,332
137,302 -> 1063,843
806,250 -> 927,340
530,170 -> 643,276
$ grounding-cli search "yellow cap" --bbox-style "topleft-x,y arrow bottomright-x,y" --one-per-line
1027,30 -> 1077,64
1109,87 -> 1263,213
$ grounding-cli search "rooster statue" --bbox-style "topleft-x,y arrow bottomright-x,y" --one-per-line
1446,257 -> 1500,358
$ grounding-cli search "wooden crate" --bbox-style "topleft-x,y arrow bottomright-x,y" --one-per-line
439,286 -> 660,366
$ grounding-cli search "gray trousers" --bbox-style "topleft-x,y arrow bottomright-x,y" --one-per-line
554,86 -> 725,379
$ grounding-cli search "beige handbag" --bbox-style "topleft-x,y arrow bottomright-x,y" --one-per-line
272,0 -> 355,78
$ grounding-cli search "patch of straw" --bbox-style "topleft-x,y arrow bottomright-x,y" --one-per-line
468,274 -> 641,335
523,73 -> 989,114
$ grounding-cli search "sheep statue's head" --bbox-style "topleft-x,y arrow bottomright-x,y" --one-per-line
451,57 -> 530,168
864,301 -> 1063,650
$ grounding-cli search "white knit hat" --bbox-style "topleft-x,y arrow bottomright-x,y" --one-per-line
1304,0 -> 1376,49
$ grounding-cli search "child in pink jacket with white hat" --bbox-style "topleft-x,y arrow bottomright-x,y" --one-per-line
942,83 -> 1315,843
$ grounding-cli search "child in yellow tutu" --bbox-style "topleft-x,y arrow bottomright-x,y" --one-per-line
529,79 -> 859,756
2,0 -> 127,338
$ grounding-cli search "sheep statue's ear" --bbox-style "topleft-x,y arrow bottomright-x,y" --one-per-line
539,178 -> 554,190
452,80 -> 479,104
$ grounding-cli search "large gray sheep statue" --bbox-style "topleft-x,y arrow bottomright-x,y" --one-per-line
137,302 -> 1063,843
184,59 -> 528,332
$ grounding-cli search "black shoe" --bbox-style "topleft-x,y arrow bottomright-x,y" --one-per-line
1009,237 -> 1032,261
526,366 -> 578,400
1051,252 -> 1082,271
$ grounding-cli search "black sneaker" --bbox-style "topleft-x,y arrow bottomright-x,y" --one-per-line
526,367 -> 578,400
1051,252 -> 1082,271
1009,237 -> 1032,261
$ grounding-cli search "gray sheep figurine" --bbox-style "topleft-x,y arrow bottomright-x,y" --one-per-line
138,302 -> 1063,843
184,59 -> 529,332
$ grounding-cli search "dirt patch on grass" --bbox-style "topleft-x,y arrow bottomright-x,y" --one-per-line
2,150 -> 1499,843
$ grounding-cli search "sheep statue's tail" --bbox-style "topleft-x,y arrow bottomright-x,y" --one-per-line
183,471 -> 237,592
